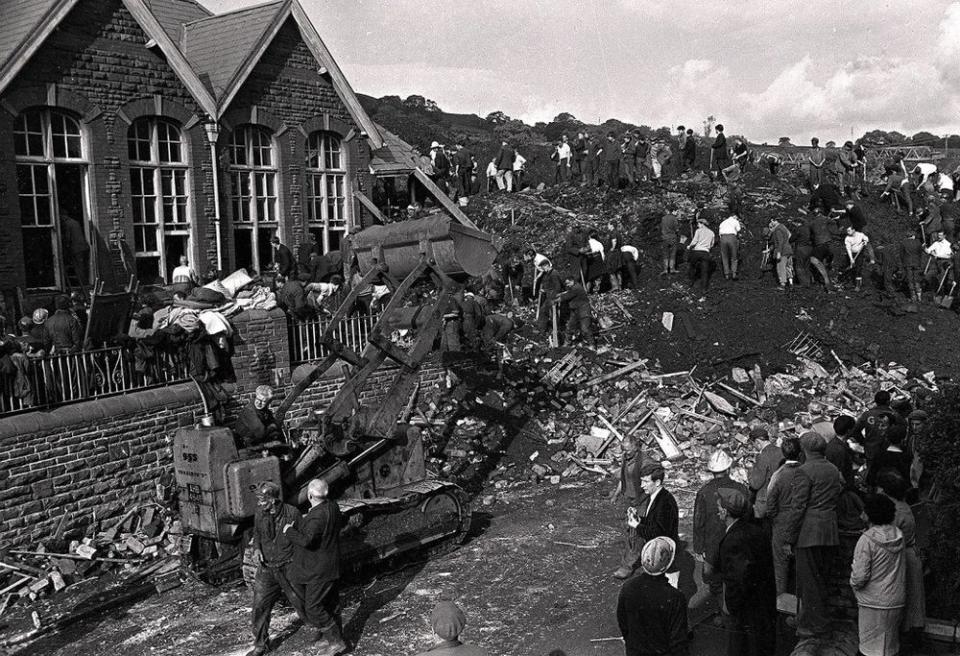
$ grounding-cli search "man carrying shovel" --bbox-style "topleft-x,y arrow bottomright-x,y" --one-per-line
843,226 -> 875,292
551,274 -> 594,347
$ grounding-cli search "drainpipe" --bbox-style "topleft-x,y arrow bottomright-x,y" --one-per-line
203,121 -> 224,274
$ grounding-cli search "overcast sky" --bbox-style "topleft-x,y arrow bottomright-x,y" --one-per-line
204,0 -> 960,144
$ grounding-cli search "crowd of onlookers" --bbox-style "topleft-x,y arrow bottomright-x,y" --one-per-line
614,389 -> 931,656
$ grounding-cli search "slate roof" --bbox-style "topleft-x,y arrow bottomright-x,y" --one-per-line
144,0 -> 210,44
0,0 -> 66,73
369,126 -> 420,175
180,1 -> 284,98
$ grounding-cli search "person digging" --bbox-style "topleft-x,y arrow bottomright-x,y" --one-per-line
551,275 -> 594,347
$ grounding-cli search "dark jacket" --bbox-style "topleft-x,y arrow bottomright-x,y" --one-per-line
711,133 -> 729,161
273,244 -> 295,277
278,279 -> 307,315
766,461 -> 802,542
234,403 -> 282,448
718,519 -> 777,616
62,216 -> 89,255
784,453 -> 842,548
253,503 -> 301,567
693,476 -> 749,565
810,215 -> 833,246
869,447 -> 911,488
495,145 -> 515,171
770,223 -> 793,257
845,203 -> 869,231
824,437 -> 855,489
854,405 -> 904,462
899,236 -> 923,269
538,270 -> 564,302
285,499 -> 341,583
557,284 -> 590,316
636,488 -> 680,572
43,309 -> 82,353
809,183 -> 844,214
617,573 -> 690,656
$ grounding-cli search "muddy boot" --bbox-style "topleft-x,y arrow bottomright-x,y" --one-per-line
315,624 -> 347,656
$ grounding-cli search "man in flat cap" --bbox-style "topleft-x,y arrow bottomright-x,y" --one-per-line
617,537 -> 690,656
783,432 -> 842,639
234,385 -> 284,449
247,481 -> 302,656
614,462 -> 679,585
716,487 -> 777,656
690,450 -> 749,609
412,592 -> 489,655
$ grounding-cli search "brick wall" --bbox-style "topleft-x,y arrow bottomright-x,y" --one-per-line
0,0 -> 376,296
0,310 -> 445,547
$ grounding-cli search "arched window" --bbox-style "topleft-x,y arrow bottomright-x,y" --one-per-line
305,131 -> 346,252
14,108 -> 89,289
128,117 -> 189,283
229,125 -> 278,272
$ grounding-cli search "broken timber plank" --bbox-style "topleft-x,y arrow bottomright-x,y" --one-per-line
715,381 -> 763,407
613,391 -> 645,423
411,168 -> 479,229
677,409 -> 724,425
652,415 -> 683,460
624,408 -> 656,438
583,360 -> 648,387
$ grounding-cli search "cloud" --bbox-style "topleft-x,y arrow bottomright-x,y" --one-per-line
938,2 -> 960,88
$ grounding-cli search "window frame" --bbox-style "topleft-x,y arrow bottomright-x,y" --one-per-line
13,108 -> 90,290
127,117 -> 191,283
228,124 -> 279,272
305,130 -> 348,254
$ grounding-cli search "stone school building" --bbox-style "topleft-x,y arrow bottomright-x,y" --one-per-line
0,0 -> 386,297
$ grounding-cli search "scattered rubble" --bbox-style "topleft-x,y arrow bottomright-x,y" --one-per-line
0,503 -> 182,639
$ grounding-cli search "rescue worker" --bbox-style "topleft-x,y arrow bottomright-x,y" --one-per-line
716,487 -> 777,656
171,255 -> 199,294
660,209 -> 680,276
552,275 -> 592,346
689,450 -> 749,609
235,385 -> 284,449
616,537 -> 690,656
711,124 -> 730,177
282,479 -> 346,655
457,290 -> 486,351
768,218 -> 794,290
686,216 -> 716,293
899,229 -> 924,303
844,225 -> 875,292
271,235 -> 295,277
247,481 -> 302,656
43,295 -> 82,353
535,261 -> 563,335
480,313 -> 515,349
853,390 -> 905,475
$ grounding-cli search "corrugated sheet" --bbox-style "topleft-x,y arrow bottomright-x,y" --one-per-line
0,0 -> 61,71
181,0 -> 283,99
144,0 -> 210,44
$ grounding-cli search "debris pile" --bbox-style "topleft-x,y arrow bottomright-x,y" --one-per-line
0,504 -> 182,623
414,335 -> 936,504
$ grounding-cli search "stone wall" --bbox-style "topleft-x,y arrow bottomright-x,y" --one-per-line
0,310 -> 445,547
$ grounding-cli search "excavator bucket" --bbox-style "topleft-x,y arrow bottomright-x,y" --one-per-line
348,214 -> 499,280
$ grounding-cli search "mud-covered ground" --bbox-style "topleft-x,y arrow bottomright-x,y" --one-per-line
2,481 -> 774,656
5,480 -> 956,656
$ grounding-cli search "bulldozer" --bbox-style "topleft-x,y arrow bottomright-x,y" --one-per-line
172,214 -> 499,583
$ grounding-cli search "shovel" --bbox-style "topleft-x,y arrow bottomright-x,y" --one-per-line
933,266 -> 952,305
937,281 -> 957,309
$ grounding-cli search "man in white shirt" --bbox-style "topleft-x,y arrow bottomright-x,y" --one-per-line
925,231 -> 954,283
554,135 -> 572,185
171,255 -> 198,295
687,216 -> 716,293
513,151 -> 527,190
717,214 -> 743,280
844,226 -> 875,292
911,162 -> 938,189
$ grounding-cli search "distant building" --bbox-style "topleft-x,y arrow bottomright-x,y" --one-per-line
0,0 -> 387,293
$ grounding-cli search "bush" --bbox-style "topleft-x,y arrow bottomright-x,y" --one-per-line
914,383 -> 960,618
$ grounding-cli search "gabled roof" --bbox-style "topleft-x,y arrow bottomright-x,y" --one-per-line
144,0 -> 211,43
0,0 -> 382,148
0,0 -> 80,93
180,0 -> 285,99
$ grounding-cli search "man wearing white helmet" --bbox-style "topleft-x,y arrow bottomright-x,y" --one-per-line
616,537 -> 690,656
689,449 -> 750,610
234,385 -> 283,449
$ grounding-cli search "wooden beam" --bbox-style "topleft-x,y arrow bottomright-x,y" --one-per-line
353,191 -> 389,224
583,360 -> 648,388
411,168 -> 478,229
